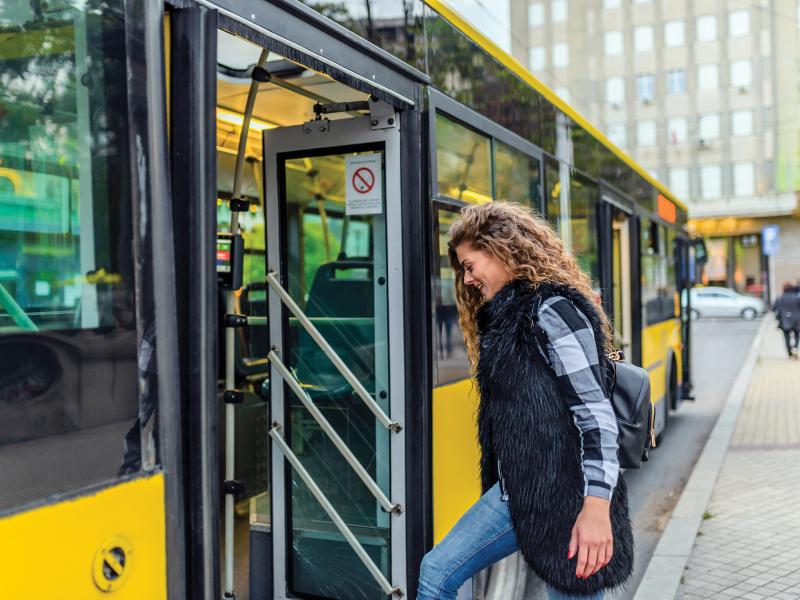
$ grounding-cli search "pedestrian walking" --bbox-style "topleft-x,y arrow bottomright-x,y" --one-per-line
773,282 -> 800,358
417,203 -> 632,600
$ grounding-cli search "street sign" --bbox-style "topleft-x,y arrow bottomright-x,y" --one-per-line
762,224 -> 780,256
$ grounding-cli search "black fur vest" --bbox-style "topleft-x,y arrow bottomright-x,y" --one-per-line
475,279 -> 633,595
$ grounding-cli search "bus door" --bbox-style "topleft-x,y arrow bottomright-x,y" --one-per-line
263,113 -> 406,599
608,202 -> 634,362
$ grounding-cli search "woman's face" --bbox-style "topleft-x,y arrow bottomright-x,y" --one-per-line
455,242 -> 513,301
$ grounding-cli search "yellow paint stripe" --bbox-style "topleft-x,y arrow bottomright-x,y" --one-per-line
424,0 -> 688,213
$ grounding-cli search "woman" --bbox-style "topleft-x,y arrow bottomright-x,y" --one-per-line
773,282 -> 800,358
417,203 -> 633,600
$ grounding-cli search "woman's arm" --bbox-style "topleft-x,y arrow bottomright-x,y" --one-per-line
537,296 -> 619,578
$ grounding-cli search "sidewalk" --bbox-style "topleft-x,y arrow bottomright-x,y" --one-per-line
635,319 -> 800,600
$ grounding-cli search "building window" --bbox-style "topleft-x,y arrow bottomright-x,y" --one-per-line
606,77 -> 625,105
700,165 -> 722,198
666,69 -> 686,94
669,167 -> 690,199
603,0 -> 621,7
552,43 -> 569,67
529,47 -> 546,70
729,10 -> 750,37
664,21 -> 685,47
731,110 -> 754,136
552,0 -> 567,23
636,73 -> 655,102
667,117 -> 688,144
730,60 -> 752,88
634,26 -> 654,51
605,31 -> 624,56
637,120 -> 657,146
697,64 -> 719,91
733,163 -> 755,196
697,15 -> 717,42
607,124 -> 627,148
529,3 -> 544,27
699,114 -> 720,140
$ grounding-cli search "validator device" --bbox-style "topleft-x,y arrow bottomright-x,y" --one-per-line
216,232 -> 244,290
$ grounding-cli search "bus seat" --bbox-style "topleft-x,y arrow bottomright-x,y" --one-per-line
305,260 -> 374,319
294,260 -> 375,391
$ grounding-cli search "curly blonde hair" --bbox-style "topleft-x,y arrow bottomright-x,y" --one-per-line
447,202 -> 612,368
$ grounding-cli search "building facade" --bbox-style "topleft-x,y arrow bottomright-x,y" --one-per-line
510,0 -> 800,297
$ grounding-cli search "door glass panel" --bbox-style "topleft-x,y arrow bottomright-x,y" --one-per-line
280,149 -> 390,600
612,222 -> 624,343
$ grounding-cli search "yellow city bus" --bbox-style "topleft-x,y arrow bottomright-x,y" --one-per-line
0,1 -> 698,598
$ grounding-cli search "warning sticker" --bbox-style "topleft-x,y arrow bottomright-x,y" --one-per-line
345,153 -> 382,216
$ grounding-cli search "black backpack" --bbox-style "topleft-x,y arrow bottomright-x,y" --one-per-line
605,350 -> 655,469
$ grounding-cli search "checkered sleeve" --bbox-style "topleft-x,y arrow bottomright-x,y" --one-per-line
537,296 -> 619,501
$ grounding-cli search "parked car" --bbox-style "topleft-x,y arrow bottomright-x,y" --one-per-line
688,287 -> 766,320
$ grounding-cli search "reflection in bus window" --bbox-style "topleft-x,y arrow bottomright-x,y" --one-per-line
494,141 -> 541,209
569,174 -> 600,288
435,113 -> 492,204
433,207 -> 470,385
545,159 -> 562,231
0,0 -> 148,512
298,0 -> 428,73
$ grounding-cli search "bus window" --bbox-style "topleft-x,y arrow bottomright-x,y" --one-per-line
0,0 -> 150,511
545,158 -> 562,231
435,113 -> 492,204
569,174 -> 600,289
433,206 -> 470,385
494,141 -> 541,209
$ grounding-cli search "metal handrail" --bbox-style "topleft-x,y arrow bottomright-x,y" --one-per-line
269,350 -> 400,514
266,271 -> 401,432
269,425 -> 402,597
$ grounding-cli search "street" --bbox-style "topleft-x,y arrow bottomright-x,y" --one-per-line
610,317 -> 762,599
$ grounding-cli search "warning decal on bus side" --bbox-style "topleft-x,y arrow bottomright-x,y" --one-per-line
345,153 -> 382,216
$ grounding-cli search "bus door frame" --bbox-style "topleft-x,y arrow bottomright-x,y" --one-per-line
167,5 -> 221,600
264,116 -> 407,600
599,188 -> 639,365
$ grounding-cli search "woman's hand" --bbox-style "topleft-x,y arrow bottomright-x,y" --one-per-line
568,496 -> 613,579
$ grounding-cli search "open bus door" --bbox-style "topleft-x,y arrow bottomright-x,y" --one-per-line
262,113 -> 407,599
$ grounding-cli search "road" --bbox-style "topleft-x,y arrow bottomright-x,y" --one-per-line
609,316 -> 762,599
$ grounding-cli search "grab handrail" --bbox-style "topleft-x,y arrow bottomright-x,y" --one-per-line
268,425 -> 402,597
265,271 -> 401,432
268,350 -> 400,514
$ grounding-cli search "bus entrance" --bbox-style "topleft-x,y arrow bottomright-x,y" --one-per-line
262,115 -> 407,599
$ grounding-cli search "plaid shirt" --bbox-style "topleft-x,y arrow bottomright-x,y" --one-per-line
537,295 -> 619,501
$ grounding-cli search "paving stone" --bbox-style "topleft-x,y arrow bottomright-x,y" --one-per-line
675,328 -> 800,600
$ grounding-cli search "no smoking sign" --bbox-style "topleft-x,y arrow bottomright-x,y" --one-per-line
345,153 -> 382,215
352,167 -> 375,194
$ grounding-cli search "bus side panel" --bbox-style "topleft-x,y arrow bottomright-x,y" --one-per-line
642,318 -> 682,413
0,474 -> 167,598
432,379 -> 482,544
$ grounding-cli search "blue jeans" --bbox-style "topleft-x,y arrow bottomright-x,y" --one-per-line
417,483 -> 603,600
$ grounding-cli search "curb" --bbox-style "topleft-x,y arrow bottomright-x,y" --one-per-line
632,317 -> 770,600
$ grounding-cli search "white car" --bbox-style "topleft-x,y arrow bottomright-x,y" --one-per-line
688,287 -> 766,320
